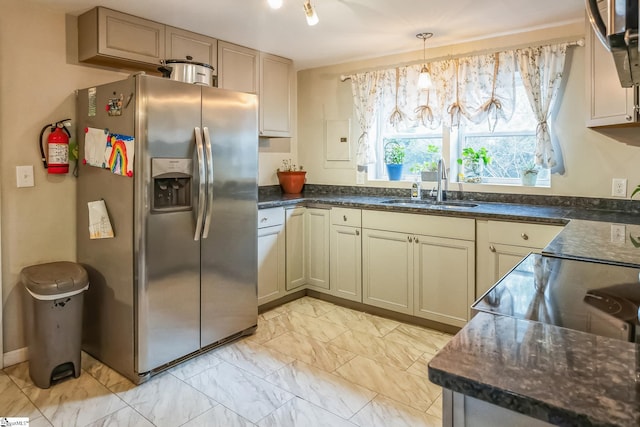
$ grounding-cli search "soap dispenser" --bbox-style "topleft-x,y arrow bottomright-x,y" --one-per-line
411,179 -> 421,200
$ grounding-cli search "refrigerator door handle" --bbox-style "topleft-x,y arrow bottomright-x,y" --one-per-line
202,127 -> 214,239
194,126 -> 206,241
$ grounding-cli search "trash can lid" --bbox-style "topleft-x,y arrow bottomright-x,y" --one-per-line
21,261 -> 89,297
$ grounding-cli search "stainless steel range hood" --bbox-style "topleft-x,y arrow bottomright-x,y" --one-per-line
586,0 -> 639,87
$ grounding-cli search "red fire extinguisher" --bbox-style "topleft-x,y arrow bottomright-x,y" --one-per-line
39,119 -> 71,174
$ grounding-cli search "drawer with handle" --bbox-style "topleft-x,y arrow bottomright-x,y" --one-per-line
258,207 -> 285,229
487,220 -> 563,248
330,208 -> 361,227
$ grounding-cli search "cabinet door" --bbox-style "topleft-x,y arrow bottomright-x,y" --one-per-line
78,7 -> 165,68
259,53 -> 292,137
414,235 -> 475,327
362,229 -> 413,314
257,224 -> 285,305
218,41 -> 258,93
306,209 -> 330,290
330,224 -> 362,302
586,13 -> 638,126
285,208 -> 306,290
489,243 -> 537,285
165,26 -> 217,73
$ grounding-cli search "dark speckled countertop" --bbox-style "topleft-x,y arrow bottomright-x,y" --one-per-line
260,186 -> 640,426
428,312 -> 640,427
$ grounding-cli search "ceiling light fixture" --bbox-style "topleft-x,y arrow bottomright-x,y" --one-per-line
303,0 -> 319,26
416,32 -> 433,90
268,0 -> 283,9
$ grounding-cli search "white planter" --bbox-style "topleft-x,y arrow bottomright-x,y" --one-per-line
521,172 -> 538,186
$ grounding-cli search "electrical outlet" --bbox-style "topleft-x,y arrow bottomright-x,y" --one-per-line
612,178 -> 627,197
611,224 -> 626,243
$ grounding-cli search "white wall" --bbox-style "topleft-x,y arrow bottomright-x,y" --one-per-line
0,2 -> 129,354
296,22 -> 640,197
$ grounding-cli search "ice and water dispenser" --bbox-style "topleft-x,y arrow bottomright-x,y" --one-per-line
152,158 -> 192,212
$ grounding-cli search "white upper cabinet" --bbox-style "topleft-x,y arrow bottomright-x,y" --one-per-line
165,26 -> 218,74
78,7 -> 165,70
259,53 -> 293,137
217,41 -> 259,93
585,10 -> 639,126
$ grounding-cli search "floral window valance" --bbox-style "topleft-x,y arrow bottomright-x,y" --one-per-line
348,41 -> 572,168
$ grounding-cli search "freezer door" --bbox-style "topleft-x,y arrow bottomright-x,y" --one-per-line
200,87 -> 258,347
137,76 -> 202,373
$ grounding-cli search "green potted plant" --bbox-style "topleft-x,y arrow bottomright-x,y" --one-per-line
276,159 -> 306,194
409,144 -> 440,181
384,141 -> 406,181
457,147 -> 490,183
520,162 -> 539,186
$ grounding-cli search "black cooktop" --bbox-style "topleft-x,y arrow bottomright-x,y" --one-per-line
473,254 -> 640,342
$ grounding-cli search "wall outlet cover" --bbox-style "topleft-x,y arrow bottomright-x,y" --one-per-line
612,178 -> 627,197
610,224 -> 626,243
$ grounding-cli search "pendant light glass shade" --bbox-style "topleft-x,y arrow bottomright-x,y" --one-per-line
416,32 -> 433,90
268,0 -> 283,9
418,65 -> 432,89
304,0 -> 319,26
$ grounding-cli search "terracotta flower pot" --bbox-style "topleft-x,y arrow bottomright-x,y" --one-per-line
277,171 -> 307,194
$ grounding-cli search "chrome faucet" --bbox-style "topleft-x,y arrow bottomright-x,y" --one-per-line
436,159 -> 447,203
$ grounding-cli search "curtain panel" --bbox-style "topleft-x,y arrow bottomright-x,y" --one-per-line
346,42 -> 569,169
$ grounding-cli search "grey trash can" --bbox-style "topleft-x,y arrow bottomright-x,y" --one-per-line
21,261 -> 89,389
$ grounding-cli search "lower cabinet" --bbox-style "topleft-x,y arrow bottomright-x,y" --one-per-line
285,207 -> 330,292
257,208 -> 286,305
443,390 -> 553,427
476,220 -> 563,297
414,235 -> 475,327
362,229 -> 413,314
328,208 -> 362,302
362,210 -> 476,326
306,208 -> 330,290
285,207 -> 306,291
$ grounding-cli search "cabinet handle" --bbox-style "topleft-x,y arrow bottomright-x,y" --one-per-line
626,115 -> 633,121
260,217 -> 268,223
343,215 -> 347,222
355,230 -> 360,236
521,233 -> 529,240
414,237 -> 419,243
407,236 -> 412,242
489,245 -> 496,252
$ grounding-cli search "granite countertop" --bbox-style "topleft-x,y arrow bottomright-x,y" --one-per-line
428,312 -> 640,427
543,220 -> 640,267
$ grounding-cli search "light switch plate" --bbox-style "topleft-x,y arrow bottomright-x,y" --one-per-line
16,165 -> 34,188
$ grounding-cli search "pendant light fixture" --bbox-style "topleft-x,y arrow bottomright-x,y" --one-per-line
303,0 -> 319,26
416,32 -> 433,90
268,0 -> 283,9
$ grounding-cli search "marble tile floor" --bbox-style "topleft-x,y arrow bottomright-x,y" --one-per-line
0,296 -> 452,427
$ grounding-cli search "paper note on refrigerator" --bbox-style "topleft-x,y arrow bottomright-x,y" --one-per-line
84,127 -> 109,168
106,132 -> 135,177
88,200 -> 114,239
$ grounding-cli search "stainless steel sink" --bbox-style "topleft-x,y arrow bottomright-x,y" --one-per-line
433,201 -> 478,209
381,199 -> 478,209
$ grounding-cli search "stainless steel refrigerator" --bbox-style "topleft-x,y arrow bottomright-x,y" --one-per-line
76,74 -> 258,384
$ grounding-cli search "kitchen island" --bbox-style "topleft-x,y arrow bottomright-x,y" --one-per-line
428,312 -> 639,427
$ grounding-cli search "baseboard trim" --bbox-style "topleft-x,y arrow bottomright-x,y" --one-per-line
4,347 -> 28,367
